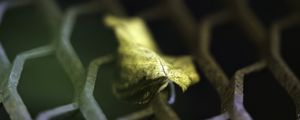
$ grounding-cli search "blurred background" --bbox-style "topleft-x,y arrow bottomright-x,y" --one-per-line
0,0 -> 299,119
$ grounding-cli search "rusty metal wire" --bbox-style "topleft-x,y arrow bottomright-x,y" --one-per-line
0,0 -> 299,120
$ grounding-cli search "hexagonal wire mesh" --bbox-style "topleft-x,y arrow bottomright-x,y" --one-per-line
0,0 -> 300,120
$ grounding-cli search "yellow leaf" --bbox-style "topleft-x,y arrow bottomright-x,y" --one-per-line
104,15 -> 200,104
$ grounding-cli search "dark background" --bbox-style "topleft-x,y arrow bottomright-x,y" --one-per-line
0,0 -> 299,119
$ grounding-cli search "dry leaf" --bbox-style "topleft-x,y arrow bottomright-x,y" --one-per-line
105,15 -> 200,104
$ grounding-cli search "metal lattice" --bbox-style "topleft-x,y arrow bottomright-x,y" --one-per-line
0,0 -> 300,120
